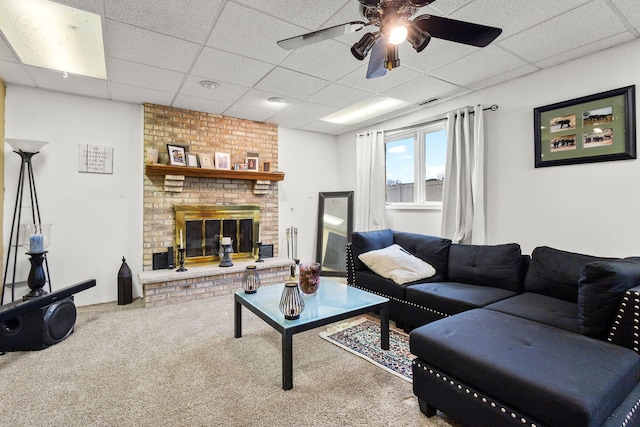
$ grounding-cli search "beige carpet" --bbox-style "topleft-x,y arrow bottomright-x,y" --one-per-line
0,293 -> 458,426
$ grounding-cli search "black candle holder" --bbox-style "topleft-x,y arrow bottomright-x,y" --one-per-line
256,242 -> 264,263
177,248 -> 187,272
24,251 -> 48,300
219,244 -> 233,267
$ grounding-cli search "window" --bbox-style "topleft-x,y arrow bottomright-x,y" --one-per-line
385,122 -> 446,207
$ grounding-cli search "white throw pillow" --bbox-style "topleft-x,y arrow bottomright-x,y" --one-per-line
358,244 -> 436,285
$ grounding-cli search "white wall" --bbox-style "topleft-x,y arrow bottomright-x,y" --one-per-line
4,86 -> 143,306
278,127 -> 339,263
338,38 -> 640,258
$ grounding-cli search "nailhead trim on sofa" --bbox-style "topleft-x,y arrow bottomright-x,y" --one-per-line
413,360 -> 539,427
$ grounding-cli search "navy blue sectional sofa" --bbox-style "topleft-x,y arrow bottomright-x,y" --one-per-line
346,229 -> 640,427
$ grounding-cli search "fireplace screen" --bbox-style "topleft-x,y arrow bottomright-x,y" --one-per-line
175,205 -> 260,265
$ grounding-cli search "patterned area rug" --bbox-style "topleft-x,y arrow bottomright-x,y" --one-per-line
320,317 -> 413,382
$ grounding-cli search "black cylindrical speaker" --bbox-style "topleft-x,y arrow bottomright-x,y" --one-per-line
0,297 -> 76,352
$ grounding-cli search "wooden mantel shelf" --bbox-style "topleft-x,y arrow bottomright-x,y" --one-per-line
145,164 -> 285,182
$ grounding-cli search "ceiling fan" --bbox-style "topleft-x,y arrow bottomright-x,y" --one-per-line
277,0 -> 502,79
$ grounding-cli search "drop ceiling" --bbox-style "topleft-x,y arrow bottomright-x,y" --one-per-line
0,0 -> 639,135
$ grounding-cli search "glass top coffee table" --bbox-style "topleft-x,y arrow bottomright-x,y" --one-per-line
234,277 -> 389,390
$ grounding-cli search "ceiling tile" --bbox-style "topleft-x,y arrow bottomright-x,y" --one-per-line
0,36 -> 18,62
108,58 -> 185,92
223,105 -> 276,123
51,0 -> 102,14
179,75 -> 249,103
234,89 -> 298,112
424,0 -> 475,15
172,94 -> 232,115
300,120 -> 350,135
206,2 -> 305,65
305,83 -> 372,108
267,112 -> 315,130
429,45 -> 527,86
255,67 -> 330,99
449,0 -> 592,39
191,47 -> 274,87
498,0 -> 627,63
0,60 -> 34,85
279,39 -> 363,82
105,20 -> 200,72
27,66 -> 109,98
232,0 -> 351,30
535,32 -> 635,69
337,62 -> 424,94
465,64 -> 539,91
104,0 -> 223,43
382,75 -> 460,104
110,82 -> 176,106
278,101 -> 338,120
611,0 -> 640,28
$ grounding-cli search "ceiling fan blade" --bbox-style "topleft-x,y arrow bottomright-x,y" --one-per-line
366,37 -> 387,79
413,14 -> 502,47
277,21 -> 366,50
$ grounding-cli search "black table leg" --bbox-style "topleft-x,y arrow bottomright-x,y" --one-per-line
380,304 -> 389,350
282,331 -> 293,390
234,297 -> 242,338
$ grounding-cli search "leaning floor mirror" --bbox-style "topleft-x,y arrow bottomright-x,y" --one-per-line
316,191 -> 353,277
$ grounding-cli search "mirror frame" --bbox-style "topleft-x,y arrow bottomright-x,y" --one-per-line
316,191 -> 354,277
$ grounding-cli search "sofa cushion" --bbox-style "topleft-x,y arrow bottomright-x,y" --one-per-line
350,229 -> 394,271
393,231 -> 451,281
578,258 -> 640,339
447,243 -> 522,292
410,309 -> 640,427
358,244 -> 436,285
353,270 -> 412,300
406,282 -> 516,316
485,292 -> 580,334
523,246 -> 614,302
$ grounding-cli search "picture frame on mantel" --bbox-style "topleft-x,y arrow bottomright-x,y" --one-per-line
215,152 -> 231,170
534,85 -> 636,168
199,153 -> 214,169
167,144 -> 187,166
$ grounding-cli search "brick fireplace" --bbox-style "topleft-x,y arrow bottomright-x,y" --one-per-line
141,104 -> 290,306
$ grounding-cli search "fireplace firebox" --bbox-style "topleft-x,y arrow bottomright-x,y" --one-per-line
174,205 -> 260,266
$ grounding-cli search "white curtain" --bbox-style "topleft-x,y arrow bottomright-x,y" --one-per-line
355,130 -> 387,231
441,106 -> 486,244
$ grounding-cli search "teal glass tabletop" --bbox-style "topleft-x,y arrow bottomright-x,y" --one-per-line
235,277 -> 388,328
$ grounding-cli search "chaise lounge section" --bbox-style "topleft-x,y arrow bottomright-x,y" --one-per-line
346,229 -> 640,426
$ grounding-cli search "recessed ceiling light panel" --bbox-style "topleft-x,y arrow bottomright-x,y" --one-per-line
0,0 -> 106,79
320,96 -> 410,125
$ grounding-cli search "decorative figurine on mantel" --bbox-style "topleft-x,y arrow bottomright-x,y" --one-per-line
219,237 -> 233,267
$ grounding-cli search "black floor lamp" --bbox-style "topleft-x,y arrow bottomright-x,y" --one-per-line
1,138 -> 52,305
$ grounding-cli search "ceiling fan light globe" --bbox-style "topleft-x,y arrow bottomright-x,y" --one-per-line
389,25 -> 408,45
351,32 -> 378,60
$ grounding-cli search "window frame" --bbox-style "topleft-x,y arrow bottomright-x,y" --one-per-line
384,120 -> 446,210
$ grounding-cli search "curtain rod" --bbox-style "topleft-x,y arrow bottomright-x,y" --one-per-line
383,104 -> 499,135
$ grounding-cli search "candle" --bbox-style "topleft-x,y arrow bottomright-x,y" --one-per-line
179,229 -> 183,249
221,237 -> 231,246
29,234 -> 44,253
